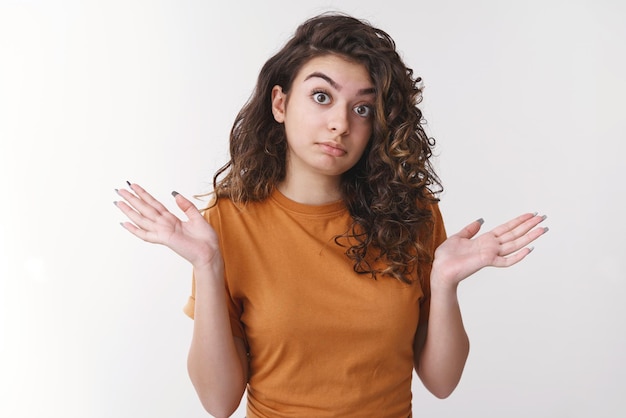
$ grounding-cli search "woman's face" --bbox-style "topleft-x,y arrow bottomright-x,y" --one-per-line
271,54 -> 375,184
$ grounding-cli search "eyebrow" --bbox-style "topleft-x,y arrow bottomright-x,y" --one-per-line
304,72 -> 376,96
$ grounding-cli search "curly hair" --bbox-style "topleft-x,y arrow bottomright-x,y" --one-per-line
211,12 -> 443,284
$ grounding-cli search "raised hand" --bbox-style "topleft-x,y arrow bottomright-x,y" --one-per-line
114,182 -> 221,270
432,212 -> 548,287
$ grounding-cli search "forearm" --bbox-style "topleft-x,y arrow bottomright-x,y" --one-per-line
416,271 -> 470,399
187,263 -> 246,417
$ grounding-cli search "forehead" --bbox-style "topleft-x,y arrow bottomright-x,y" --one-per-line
294,54 -> 373,86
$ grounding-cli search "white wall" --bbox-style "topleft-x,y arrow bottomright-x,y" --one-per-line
1,0 -> 624,417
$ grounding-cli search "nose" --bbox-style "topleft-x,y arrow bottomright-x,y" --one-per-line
328,105 -> 350,136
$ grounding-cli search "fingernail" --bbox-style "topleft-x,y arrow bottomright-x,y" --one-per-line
528,246 -> 535,253
126,180 -> 132,187
543,227 -> 549,233
113,201 -> 118,206
114,188 -> 121,196
171,191 -> 179,197
476,218 -> 484,225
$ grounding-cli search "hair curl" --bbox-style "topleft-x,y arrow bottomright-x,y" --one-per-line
211,12 -> 443,284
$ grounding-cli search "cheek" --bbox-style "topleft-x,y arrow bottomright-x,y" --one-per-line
355,122 -> 373,147
352,133 -> 371,161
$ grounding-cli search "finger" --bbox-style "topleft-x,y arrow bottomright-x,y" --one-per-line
490,212 -> 540,238
129,183 -> 170,213
114,199 -> 155,232
498,224 -> 548,256
453,218 -> 484,240
119,218 -> 158,243
115,187 -> 161,221
495,213 -> 547,247
172,191 -> 204,221
128,182 -> 173,215
492,247 -> 534,268
117,183 -> 168,221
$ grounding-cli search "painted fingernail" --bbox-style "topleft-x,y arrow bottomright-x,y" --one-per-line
528,246 -> 535,253
126,180 -> 131,186
476,218 -> 484,225
113,201 -> 118,206
543,227 -> 549,233
115,188 -> 121,196
171,191 -> 179,197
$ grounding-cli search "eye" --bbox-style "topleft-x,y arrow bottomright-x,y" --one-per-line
312,91 -> 331,104
353,104 -> 373,118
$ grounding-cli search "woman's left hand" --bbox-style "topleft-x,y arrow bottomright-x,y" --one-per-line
431,212 -> 548,288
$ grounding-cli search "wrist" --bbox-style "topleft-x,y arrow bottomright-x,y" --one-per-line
429,264 -> 460,295
192,256 -> 225,286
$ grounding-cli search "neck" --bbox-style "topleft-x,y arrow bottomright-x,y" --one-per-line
278,173 -> 342,205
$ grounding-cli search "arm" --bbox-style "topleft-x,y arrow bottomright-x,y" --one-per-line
115,183 -> 247,417
187,262 -> 248,417
415,212 -> 548,398
414,275 -> 469,399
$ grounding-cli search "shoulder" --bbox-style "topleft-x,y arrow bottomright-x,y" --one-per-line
427,198 -> 447,248
204,196 -> 275,227
416,192 -> 447,248
429,198 -> 444,225
415,191 -> 445,224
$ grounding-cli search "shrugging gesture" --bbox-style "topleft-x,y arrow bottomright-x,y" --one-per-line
115,182 -> 247,416
112,13 -> 552,416
114,182 -> 221,271
416,212 -> 548,399
432,212 -> 549,287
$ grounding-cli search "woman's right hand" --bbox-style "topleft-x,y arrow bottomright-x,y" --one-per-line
114,182 -> 221,270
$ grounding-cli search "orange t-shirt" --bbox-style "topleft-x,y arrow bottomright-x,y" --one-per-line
184,189 -> 446,417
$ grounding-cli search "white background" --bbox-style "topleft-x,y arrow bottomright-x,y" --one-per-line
1,0 -> 624,417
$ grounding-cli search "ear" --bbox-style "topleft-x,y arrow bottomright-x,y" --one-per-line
271,85 -> 286,123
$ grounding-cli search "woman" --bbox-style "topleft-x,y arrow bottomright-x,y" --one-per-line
114,12 -> 548,418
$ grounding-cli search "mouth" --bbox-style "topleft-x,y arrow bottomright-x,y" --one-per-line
317,141 -> 347,157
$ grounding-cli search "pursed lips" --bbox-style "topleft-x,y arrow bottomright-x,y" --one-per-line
317,141 -> 347,156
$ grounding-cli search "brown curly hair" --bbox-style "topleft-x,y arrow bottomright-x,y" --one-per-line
211,12 -> 443,284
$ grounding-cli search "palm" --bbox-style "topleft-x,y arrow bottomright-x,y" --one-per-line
115,184 -> 220,268
433,213 -> 548,286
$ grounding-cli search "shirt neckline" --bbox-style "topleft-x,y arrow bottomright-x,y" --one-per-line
269,188 -> 347,216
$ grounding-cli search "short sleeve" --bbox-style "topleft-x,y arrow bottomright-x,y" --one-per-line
182,202 -> 246,341
418,201 -> 447,326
